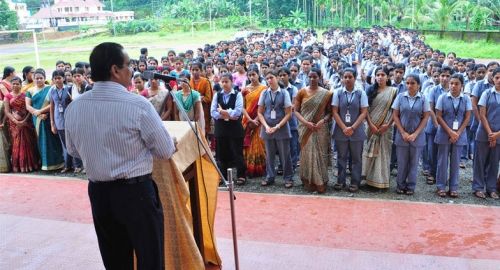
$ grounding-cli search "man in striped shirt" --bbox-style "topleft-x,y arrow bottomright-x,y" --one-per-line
65,42 -> 176,270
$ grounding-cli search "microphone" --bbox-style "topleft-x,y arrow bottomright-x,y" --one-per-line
143,70 -> 180,82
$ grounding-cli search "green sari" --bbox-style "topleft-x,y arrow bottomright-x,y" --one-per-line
27,86 -> 64,171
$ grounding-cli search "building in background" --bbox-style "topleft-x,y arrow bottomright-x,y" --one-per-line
6,0 -> 30,25
25,0 -> 134,30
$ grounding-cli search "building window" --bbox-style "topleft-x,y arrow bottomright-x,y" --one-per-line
64,7 -> 70,12
75,7 -> 79,12
86,7 -> 89,12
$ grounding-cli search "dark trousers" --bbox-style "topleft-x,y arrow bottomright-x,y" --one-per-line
426,133 -> 438,178
57,129 -> 83,169
88,178 -> 164,270
390,128 -> 397,171
216,136 -> 246,178
472,141 -> 500,193
436,144 -> 462,192
396,145 -> 422,191
336,140 -> 363,186
460,126 -> 474,162
264,138 -> 293,181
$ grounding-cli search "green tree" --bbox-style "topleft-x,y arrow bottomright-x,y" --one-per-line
429,0 -> 459,31
0,0 -> 19,30
403,0 -> 432,29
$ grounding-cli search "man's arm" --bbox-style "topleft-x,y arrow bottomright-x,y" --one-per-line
140,103 -> 176,160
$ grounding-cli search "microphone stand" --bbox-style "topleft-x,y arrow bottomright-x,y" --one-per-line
166,81 -> 240,270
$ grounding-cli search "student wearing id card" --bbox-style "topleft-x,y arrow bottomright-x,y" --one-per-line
434,74 -> 472,198
331,68 -> 367,193
257,69 -> 294,188
49,70 -> 83,173
392,74 -> 430,195
472,67 -> 500,200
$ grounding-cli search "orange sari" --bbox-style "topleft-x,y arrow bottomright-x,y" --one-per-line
190,77 -> 213,135
242,84 -> 267,177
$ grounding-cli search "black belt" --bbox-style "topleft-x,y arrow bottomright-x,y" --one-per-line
90,174 -> 152,185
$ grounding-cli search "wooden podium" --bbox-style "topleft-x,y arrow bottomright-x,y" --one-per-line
151,121 -> 221,269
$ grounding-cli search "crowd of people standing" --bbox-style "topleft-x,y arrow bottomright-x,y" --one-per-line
1,26 -> 499,200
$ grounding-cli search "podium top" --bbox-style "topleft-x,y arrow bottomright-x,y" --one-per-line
162,121 -> 208,172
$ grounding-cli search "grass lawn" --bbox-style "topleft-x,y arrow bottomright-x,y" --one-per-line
0,29 -> 238,72
424,35 -> 500,59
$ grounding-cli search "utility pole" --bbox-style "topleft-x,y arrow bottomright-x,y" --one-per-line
249,0 -> 252,26
266,0 -> 269,27
110,0 -> 116,36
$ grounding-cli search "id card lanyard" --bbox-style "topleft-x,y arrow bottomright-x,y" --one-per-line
56,87 -> 65,114
405,95 -> 418,114
269,90 -> 279,120
344,90 -> 355,123
451,96 -> 462,131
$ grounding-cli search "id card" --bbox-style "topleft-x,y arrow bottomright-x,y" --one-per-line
270,109 -> 277,120
58,104 -> 64,113
345,112 -> 351,123
452,120 -> 459,130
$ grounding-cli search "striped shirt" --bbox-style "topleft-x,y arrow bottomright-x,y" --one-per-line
65,81 -> 176,182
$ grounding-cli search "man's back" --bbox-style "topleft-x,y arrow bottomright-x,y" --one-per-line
65,81 -> 175,181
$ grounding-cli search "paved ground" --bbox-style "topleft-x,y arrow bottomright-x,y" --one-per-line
1,174 -> 499,269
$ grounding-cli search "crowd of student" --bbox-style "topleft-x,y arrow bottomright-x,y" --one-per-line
0,26 -> 498,199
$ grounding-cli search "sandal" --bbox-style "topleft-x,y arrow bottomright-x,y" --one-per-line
426,176 -> 435,185
333,183 -> 345,191
396,188 -> 405,194
449,191 -> 459,198
348,185 -> 359,193
236,177 -> 246,185
284,181 -> 293,188
489,192 -> 499,200
405,190 -> 414,196
261,179 -> 275,186
437,190 -> 447,197
473,191 -> 486,199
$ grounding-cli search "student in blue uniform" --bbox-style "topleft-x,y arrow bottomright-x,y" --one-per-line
470,61 -> 499,160
258,69 -> 294,188
424,66 -> 453,185
472,67 -> 500,199
434,74 -> 472,198
331,68 -> 368,192
392,74 -> 430,195
390,63 -> 408,174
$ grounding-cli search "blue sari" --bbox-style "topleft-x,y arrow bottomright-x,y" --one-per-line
27,86 -> 64,170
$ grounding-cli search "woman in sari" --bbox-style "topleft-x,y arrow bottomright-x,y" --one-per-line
294,68 -> 332,193
174,75 -> 205,132
362,66 -> 398,189
0,90 -> 10,172
21,66 -> 34,93
189,62 -> 213,136
4,77 -> 39,172
1,66 -> 15,99
25,69 -> 64,171
241,65 -> 267,180
141,75 -> 173,120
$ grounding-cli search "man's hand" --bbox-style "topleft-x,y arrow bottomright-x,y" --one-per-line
173,137 -> 178,153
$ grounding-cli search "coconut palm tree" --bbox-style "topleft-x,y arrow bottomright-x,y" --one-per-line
428,0 -> 460,31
